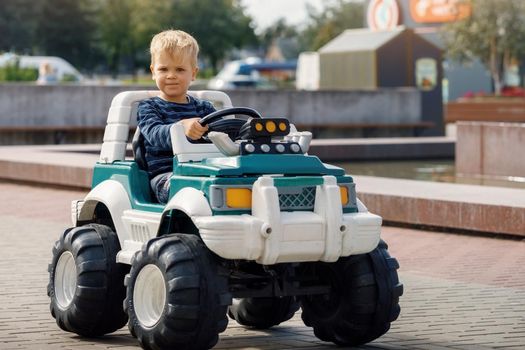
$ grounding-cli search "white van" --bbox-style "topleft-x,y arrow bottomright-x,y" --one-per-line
0,53 -> 83,82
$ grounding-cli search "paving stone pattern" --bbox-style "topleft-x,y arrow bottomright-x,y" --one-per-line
0,181 -> 524,349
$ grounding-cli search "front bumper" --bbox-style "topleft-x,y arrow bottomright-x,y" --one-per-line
194,176 -> 381,265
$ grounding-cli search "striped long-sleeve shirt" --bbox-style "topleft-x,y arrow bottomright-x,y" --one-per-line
137,95 -> 216,177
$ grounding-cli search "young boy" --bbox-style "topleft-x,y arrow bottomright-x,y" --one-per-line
137,30 -> 216,204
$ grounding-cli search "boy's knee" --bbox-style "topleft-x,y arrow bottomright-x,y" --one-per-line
151,172 -> 172,204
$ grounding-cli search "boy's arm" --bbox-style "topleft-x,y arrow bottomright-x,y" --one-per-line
180,118 -> 208,140
204,100 -> 217,116
178,100 -> 215,140
137,102 -> 172,149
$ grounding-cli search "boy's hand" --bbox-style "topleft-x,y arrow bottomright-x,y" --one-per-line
181,118 -> 209,140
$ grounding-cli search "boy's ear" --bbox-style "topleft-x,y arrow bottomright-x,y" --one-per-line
192,67 -> 198,81
150,65 -> 155,79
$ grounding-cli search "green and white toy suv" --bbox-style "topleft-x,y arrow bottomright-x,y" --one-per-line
48,90 -> 403,350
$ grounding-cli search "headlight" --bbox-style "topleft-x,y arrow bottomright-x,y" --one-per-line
265,121 -> 276,132
339,186 -> 349,206
248,118 -> 289,139
338,183 -> 356,209
225,188 -> 252,208
209,185 -> 252,211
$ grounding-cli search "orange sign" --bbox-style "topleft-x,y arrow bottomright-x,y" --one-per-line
409,0 -> 471,23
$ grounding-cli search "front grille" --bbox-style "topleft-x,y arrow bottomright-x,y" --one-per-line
278,186 -> 316,210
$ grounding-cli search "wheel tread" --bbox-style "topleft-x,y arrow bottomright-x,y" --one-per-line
48,224 -> 129,337
167,276 -> 200,291
229,296 -> 299,329
77,259 -> 107,274
166,304 -> 200,320
126,234 -> 230,350
300,240 -> 402,346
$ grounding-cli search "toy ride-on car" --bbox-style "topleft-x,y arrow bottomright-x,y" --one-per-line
47,90 -> 403,350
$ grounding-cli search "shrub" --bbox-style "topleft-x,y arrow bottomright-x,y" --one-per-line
61,73 -> 79,82
0,60 -> 38,81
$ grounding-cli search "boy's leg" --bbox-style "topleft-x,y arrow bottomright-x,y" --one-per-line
150,172 -> 172,204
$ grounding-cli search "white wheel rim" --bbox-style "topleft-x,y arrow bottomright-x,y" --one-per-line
134,264 -> 166,328
55,251 -> 77,309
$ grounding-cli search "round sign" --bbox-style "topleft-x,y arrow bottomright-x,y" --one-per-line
367,0 -> 400,30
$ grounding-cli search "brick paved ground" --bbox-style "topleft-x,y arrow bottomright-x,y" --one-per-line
1,181 -> 524,349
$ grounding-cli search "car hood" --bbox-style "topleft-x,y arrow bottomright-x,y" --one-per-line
173,154 -> 345,177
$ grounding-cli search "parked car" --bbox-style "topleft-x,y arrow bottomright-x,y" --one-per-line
208,58 -> 297,89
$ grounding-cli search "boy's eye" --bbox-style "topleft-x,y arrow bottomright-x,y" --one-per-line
158,67 -> 167,72
176,68 -> 185,72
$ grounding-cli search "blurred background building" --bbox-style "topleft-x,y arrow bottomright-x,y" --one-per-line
365,0 -> 491,101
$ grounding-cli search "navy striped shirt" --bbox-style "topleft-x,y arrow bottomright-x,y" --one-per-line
137,95 -> 216,177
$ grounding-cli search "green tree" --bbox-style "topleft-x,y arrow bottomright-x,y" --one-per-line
99,0 -> 257,75
442,0 -> 525,94
99,0 -> 134,76
98,0 -> 172,77
301,0 -> 365,51
260,18 -> 301,60
0,0 -> 40,53
167,0 -> 258,72
131,0 -> 173,70
35,0 -> 100,70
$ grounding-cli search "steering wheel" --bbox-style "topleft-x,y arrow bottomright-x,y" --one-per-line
198,107 -> 262,141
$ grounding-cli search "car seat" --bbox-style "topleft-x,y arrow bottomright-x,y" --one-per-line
132,127 -> 148,172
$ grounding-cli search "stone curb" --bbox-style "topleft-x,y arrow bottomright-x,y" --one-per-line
0,144 -> 523,236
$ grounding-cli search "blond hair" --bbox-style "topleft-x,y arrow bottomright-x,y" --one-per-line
150,30 -> 199,67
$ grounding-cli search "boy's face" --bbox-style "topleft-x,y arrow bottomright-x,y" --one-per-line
150,50 -> 198,103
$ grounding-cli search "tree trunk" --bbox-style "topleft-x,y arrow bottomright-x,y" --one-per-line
130,47 -> 138,83
110,45 -> 121,80
489,37 -> 503,95
210,55 -> 219,75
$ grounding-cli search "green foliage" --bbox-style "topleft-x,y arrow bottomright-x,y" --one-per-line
198,67 -> 216,79
131,0 -> 173,68
257,1 -> 365,61
441,0 -> 525,94
96,0 -> 257,75
167,0 -> 258,72
61,73 -> 80,82
35,0 -> 101,70
99,0 -> 137,76
0,0 -> 364,76
259,19 -> 301,59
0,60 -> 38,81
301,0 -> 365,51
1,0 -> 257,75
0,0 -> 40,53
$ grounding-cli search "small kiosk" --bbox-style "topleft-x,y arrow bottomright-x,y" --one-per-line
319,27 -> 443,135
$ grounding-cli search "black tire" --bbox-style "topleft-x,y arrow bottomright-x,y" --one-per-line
228,296 -> 299,329
47,224 -> 129,336
125,234 -> 231,350
300,240 -> 403,346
